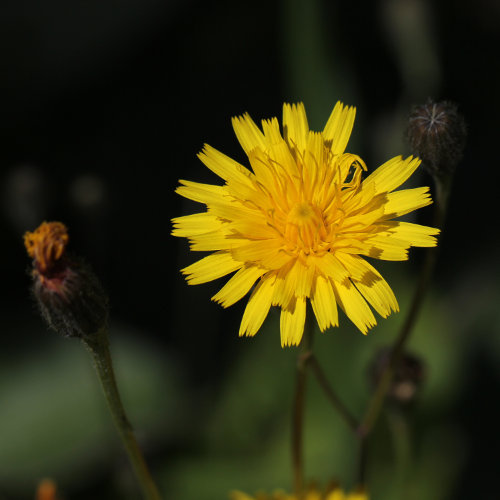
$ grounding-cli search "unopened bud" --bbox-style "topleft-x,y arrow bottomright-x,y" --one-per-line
369,348 -> 425,406
407,100 -> 466,177
24,221 -> 108,339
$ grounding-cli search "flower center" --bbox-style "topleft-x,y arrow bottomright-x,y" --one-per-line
284,202 -> 327,253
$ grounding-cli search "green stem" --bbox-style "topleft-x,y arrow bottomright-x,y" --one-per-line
357,438 -> 368,486
292,315 -> 314,497
360,175 -> 451,436
387,409 -> 412,496
83,328 -> 162,500
306,354 -> 359,433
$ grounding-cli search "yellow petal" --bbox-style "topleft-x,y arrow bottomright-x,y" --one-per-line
310,274 -> 338,331
323,101 -> 356,155
335,251 -> 369,280
302,131 -> 324,198
189,230 -> 246,252
208,198 -> 263,224
171,212 -> 222,237
272,260 -> 297,307
310,252 -> 349,283
340,254 -> 399,317
341,204 -> 386,231
265,139 -> 301,183
211,265 -> 265,308
362,236 -> 410,261
362,156 -> 421,194
231,239 -> 285,264
331,238 -> 371,254
239,276 -> 276,337
341,176 -> 378,214
295,261 -> 316,297
333,279 -> 376,334
259,249 -> 293,270
176,180 -> 227,206
280,296 -> 306,346
364,221 -> 439,260
229,218 -> 279,240
197,144 -> 254,185
232,112 -> 267,154
272,259 -> 315,306
248,148 -> 282,195
181,252 -> 242,285
283,102 -> 309,153
261,116 -> 284,146
382,186 -> 432,218
382,221 -> 440,247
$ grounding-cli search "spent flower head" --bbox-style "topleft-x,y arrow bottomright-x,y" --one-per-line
407,100 -> 466,178
173,102 -> 439,346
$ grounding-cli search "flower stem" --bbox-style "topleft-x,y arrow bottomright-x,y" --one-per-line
306,354 -> 359,433
387,409 -> 412,496
83,328 -> 162,500
292,316 -> 315,497
359,175 -> 451,436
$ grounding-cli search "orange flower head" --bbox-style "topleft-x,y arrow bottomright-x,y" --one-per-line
24,221 -> 108,339
24,221 -> 69,275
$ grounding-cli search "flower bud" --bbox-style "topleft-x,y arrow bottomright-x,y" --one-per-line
24,221 -> 108,339
369,348 -> 425,406
407,100 -> 466,177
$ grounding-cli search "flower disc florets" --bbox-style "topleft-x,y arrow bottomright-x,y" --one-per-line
173,102 -> 439,346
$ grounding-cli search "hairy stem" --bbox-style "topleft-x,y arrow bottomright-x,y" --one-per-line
84,329 -> 162,500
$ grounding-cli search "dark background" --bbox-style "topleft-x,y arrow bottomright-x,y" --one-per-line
1,0 -> 499,499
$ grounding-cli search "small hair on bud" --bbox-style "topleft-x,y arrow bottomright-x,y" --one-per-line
24,221 -> 109,340
407,100 -> 467,177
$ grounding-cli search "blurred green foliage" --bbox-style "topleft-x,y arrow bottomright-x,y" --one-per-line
164,271 -> 470,500
0,328 -> 181,499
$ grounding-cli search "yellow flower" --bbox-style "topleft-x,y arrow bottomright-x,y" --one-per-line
229,485 -> 368,500
172,102 -> 438,346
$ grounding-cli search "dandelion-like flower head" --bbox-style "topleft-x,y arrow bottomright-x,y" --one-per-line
230,484 -> 368,500
173,102 -> 439,346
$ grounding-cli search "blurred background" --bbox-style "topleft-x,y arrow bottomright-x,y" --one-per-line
1,0 -> 499,498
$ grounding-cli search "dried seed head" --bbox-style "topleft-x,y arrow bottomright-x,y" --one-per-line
24,222 -> 109,339
407,100 -> 466,178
